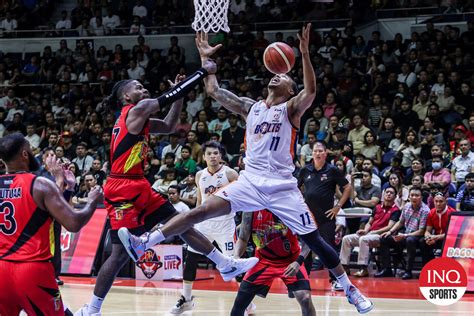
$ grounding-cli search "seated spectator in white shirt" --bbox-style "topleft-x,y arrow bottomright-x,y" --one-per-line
25,123 -> 41,152
451,139 -> 474,186
132,0 -> 148,19
55,11 -> 72,29
127,60 -> 145,81
103,7 -> 121,34
91,17 -> 106,36
168,185 -> 190,213
0,12 -> 18,34
397,63 -> 416,88
129,16 -> 146,35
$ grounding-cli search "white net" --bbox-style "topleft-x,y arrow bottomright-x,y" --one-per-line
192,0 -> 230,33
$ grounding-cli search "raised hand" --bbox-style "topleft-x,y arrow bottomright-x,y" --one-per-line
297,23 -> 311,54
63,169 -> 77,191
168,74 -> 186,88
195,32 -> 222,60
88,185 -> 103,204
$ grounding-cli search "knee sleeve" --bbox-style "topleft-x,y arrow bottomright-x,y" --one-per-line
183,250 -> 201,281
300,230 -> 340,269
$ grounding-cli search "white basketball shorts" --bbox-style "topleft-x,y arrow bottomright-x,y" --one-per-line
187,218 -> 236,256
214,170 -> 317,235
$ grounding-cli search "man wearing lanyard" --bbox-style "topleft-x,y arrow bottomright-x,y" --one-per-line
420,193 -> 457,266
375,187 -> 429,279
298,141 -> 352,291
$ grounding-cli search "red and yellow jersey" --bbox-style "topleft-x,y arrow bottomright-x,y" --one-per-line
110,104 -> 150,176
0,173 -> 54,262
251,209 -> 300,266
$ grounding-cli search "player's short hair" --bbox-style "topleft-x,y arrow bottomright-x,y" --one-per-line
202,141 -> 222,153
181,145 -> 192,153
0,133 -> 27,162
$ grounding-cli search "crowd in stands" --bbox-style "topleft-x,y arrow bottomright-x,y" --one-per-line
2,0 -> 472,37
0,13 -> 474,280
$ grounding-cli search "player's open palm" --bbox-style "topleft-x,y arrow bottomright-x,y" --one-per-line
297,23 -> 311,54
195,32 -> 222,59
283,261 -> 301,277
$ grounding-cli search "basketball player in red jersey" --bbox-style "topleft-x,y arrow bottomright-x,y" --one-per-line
120,25 -> 373,314
0,133 -> 102,316
232,210 -> 316,316
76,63 -> 257,316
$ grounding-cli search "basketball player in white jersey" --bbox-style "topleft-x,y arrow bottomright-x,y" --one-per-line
120,24 -> 373,314
170,141 -> 238,314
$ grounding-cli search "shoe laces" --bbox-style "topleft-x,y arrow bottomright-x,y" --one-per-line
176,295 -> 187,307
348,286 -> 365,304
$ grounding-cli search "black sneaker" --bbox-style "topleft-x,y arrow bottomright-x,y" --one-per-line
56,278 -> 64,286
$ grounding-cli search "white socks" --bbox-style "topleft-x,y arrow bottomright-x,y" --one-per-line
143,229 -> 165,248
206,247 -> 230,267
336,272 -> 353,293
88,295 -> 104,313
183,281 -> 193,301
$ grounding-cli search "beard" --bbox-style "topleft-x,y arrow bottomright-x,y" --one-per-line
28,151 -> 40,172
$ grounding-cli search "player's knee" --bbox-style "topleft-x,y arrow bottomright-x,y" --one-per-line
296,290 -> 312,307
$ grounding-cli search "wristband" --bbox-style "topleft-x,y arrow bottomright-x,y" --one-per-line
156,68 -> 208,107
296,255 -> 305,266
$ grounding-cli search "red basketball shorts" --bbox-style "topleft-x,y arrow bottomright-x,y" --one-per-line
240,260 -> 311,298
0,260 -> 64,316
104,176 -> 177,243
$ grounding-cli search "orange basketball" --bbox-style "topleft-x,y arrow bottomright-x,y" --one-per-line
263,42 -> 296,74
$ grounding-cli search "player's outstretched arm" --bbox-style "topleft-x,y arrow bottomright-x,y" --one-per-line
196,32 -> 256,119
33,177 -> 102,232
288,23 -> 316,125
127,63 -> 216,134
234,212 -> 252,258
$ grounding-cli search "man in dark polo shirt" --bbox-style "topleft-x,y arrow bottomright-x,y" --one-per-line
298,141 -> 352,291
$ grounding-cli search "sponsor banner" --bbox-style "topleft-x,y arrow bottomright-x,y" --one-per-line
442,212 -> 474,292
135,245 -> 183,281
61,207 -> 107,275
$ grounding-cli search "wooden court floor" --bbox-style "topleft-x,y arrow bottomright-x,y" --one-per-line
61,270 -> 473,316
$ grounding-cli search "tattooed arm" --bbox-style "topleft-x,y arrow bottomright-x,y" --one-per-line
204,75 -> 255,119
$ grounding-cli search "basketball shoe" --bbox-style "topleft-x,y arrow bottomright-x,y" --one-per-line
346,285 -> 374,314
73,305 -> 101,316
244,302 -> 257,315
170,295 -> 194,314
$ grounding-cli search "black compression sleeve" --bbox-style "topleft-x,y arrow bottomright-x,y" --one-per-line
156,68 -> 208,106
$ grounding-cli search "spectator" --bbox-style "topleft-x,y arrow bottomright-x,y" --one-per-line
350,170 -> 381,232
423,155 -> 451,191
76,19 -> 93,37
299,132 -> 316,168
208,108 -> 229,136
180,172 -> 198,208
129,16 -> 146,35
394,99 -> 421,134
376,187 -> 429,279
0,11 -> 18,35
161,133 -> 182,161
90,159 -> 106,186
451,139 -> 474,187
397,128 -> 421,169
388,127 -> 403,152
378,117 -> 395,150
404,158 -> 425,185
152,168 -> 178,195
186,90 -> 203,120
72,142 -> 94,176
340,186 -> 401,277
420,193 -> 457,266
221,113 -> 245,157
25,123 -> 41,153
347,114 -> 370,155
127,60 -> 145,81
72,119 -> 92,146
360,130 -> 382,167
72,172 -> 98,206
186,130 -> 203,164
91,17 -> 106,36
330,143 -> 354,175
175,145 -> 197,179
168,185 -> 190,213
132,0 -> 148,19
56,10 -> 72,30
103,7 -> 121,34
412,90 -> 430,121
384,173 -> 409,210
61,131 -> 76,160
456,172 -> 474,211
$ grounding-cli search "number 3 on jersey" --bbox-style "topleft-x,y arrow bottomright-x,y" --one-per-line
0,201 -> 17,235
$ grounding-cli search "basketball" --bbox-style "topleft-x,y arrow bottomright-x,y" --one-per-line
263,42 -> 296,74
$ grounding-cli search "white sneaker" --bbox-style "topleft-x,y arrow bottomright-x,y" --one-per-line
118,227 -> 149,262
244,302 -> 257,315
73,304 -> 101,316
346,285 -> 374,314
218,257 -> 259,282
169,295 -> 194,314
331,280 -> 344,292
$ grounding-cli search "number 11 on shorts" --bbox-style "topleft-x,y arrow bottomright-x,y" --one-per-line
300,212 -> 311,226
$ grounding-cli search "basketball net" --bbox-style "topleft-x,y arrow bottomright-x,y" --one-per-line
192,0 -> 230,33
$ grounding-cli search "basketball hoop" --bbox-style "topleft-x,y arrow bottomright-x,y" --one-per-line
192,0 -> 230,33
